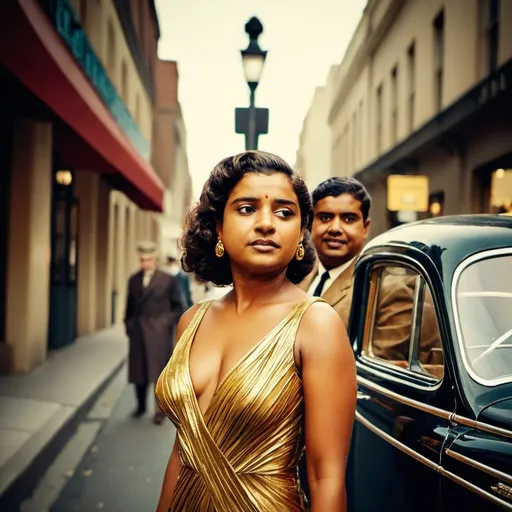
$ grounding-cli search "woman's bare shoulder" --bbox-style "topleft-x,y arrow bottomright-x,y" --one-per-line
298,300 -> 350,354
303,300 -> 345,327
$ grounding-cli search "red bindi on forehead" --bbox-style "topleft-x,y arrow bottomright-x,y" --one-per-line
265,194 -> 268,199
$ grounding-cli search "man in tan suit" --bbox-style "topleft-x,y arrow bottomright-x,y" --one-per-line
300,176 -> 440,362
299,177 -> 370,326
298,178 -> 440,499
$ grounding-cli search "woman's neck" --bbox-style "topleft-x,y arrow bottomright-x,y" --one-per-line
227,268 -> 292,313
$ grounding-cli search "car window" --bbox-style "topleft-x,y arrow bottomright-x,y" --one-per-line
363,264 -> 444,381
455,252 -> 512,384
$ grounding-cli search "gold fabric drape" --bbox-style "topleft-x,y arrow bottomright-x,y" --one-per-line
156,298 -> 322,511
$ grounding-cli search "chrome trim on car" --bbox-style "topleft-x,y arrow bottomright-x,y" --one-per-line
357,375 -> 512,439
409,275 -> 425,371
449,413 -> 512,440
357,375 -> 451,419
356,411 -> 512,510
365,268 -> 381,358
445,449 -> 512,485
357,357 -> 442,392
355,410 -> 440,471
451,247 -> 512,387
359,246 -> 431,273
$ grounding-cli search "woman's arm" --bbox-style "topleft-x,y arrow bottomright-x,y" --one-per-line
156,439 -> 181,512
299,302 -> 357,512
156,304 -> 201,512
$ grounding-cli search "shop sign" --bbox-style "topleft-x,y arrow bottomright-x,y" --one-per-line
387,175 -> 429,212
43,0 -> 150,160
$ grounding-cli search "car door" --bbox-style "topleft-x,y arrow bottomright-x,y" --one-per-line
347,254 -> 455,512
439,248 -> 512,511
441,425 -> 512,511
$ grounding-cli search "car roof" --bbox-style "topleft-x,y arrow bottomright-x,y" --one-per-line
365,214 -> 512,265
361,214 -> 512,408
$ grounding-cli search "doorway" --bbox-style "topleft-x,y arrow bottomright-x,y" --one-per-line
0,115 -> 13,347
48,169 -> 79,350
474,161 -> 512,214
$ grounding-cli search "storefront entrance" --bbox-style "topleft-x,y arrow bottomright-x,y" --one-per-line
0,112 -> 13,363
489,168 -> 512,214
48,169 -> 79,350
474,156 -> 512,214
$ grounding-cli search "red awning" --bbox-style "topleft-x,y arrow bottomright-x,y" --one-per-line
0,0 -> 164,212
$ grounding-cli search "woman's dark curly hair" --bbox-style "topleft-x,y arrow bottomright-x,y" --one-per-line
181,150 -> 316,286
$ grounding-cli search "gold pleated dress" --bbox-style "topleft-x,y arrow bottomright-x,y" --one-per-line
155,297 -> 322,511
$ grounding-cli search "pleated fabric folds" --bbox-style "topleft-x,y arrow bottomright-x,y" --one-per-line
155,297 -> 322,511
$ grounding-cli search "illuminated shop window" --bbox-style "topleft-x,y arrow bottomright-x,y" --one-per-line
490,168 -> 512,214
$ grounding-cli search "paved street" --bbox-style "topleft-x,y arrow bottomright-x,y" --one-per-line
24,373 -> 175,512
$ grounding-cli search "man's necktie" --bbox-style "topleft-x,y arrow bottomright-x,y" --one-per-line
313,270 -> 330,297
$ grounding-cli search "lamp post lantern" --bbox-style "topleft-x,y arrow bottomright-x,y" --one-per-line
241,17 -> 267,90
235,17 -> 269,150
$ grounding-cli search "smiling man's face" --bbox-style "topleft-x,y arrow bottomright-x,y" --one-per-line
311,193 -> 370,270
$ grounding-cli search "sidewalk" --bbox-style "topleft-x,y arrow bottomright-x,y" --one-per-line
0,325 -> 127,509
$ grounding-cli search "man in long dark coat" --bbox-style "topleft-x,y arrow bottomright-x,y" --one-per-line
124,242 -> 186,425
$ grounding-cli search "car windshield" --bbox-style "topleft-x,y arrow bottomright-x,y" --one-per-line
455,252 -> 512,384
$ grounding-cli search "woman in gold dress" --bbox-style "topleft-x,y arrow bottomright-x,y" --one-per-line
155,151 -> 356,511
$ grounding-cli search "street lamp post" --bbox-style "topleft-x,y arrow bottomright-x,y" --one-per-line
235,17 -> 269,150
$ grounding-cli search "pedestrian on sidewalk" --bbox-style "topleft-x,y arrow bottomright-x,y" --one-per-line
124,242 -> 186,425
163,255 -> 194,308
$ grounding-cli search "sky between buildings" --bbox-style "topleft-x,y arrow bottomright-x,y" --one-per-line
155,0 -> 367,199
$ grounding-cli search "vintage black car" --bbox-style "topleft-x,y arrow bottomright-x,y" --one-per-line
346,214 -> 512,512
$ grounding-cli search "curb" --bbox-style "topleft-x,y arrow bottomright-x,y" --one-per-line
0,359 -> 126,511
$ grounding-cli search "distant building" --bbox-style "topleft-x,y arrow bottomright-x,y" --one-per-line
152,59 -> 193,260
0,0 -> 190,373
295,66 -> 338,192
301,0 -> 512,236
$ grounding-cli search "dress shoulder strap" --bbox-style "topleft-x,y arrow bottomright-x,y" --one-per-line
269,297 -> 327,363
279,296 -> 327,335
292,296 -> 326,319
178,300 -> 214,345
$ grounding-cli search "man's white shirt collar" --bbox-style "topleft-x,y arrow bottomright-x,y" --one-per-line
308,257 -> 356,296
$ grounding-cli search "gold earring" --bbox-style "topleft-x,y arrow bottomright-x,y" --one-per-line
296,242 -> 305,261
215,237 -> 225,258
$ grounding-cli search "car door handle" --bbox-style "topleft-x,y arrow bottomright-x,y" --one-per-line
357,391 -> 371,401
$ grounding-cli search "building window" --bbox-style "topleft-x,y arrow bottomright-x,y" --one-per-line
138,0 -> 146,59
353,110 -> 358,170
433,9 -> 445,112
391,65 -> 398,144
482,0 -> 500,74
407,42 -> 415,131
351,112 -> 356,172
107,20 -> 116,72
79,0 -> 87,28
346,121 -> 351,174
121,60 -> 128,101
376,84 -> 383,155
358,100 -> 364,165
130,0 -> 140,38
135,93 -> 141,126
